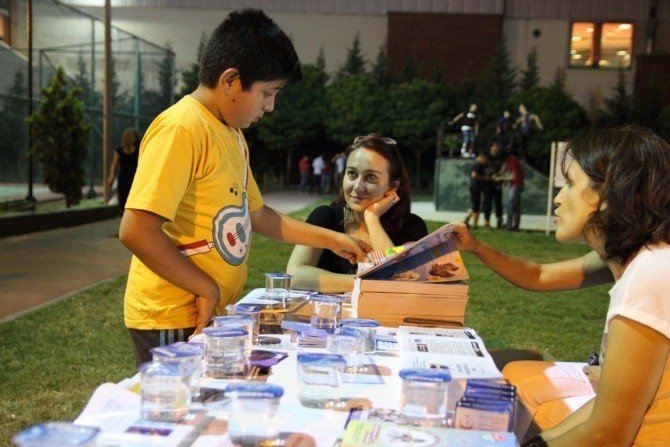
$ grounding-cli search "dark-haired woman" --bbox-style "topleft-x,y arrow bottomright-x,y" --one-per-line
454,125 -> 670,446
287,134 -> 428,293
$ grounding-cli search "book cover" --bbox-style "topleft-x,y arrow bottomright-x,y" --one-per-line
357,224 -> 469,283
341,420 -> 517,447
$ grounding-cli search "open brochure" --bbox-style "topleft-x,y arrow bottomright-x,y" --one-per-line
397,326 -> 502,379
357,223 -> 468,283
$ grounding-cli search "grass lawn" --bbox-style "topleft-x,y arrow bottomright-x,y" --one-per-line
0,211 -> 610,444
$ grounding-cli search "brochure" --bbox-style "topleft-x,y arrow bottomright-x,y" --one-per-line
356,223 -> 469,283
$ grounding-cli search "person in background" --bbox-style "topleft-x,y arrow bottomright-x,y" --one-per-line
448,102 -> 478,158
332,151 -> 346,193
107,128 -> 140,215
484,141 -> 505,229
515,103 -> 543,160
311,152 -> 325,194
454,125 -> 670,447
463,152 -> 490,229
119,9 -> 366,366
503,148 -> 524,231
496,109 -> 513,151
287,134 -> 428,293
298,154 -> 310,194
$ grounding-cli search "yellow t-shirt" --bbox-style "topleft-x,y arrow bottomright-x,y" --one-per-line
124,96 -> 263,330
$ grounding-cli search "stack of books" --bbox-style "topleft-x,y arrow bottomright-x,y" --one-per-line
352,223 -> 470,328
453,379 -> 517,432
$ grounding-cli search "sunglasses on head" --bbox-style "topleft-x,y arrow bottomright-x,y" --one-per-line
353,135 -> 397,146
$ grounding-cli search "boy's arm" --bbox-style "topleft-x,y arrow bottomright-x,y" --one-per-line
119,209 -> 220,334
250,204 -> 369,263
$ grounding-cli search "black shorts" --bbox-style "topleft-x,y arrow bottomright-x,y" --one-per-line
128,327 -> 196,367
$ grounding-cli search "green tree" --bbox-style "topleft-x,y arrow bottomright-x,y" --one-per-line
142,44 -> 177,123
180,32 -> 208,98
519,47 -> 539,92
596,68 -> 634,127
26,67 -> 91,207
371,40 -> 392,86
337,33 -> 367,78
255,62 -> 329,185
388,79 -> 447,189
326,75 -> 390,147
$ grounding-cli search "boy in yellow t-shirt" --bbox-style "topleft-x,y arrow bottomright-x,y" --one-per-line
119,9 -> 366,365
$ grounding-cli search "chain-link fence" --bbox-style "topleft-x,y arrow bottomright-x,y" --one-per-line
0,0 -> 174,202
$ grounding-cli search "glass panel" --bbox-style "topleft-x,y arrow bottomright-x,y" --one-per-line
570,22 -> 595,67
599,22 -> 633,68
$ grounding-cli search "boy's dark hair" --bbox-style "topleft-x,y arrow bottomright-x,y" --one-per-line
200,9 -> 302,90
563,125 -> 670,264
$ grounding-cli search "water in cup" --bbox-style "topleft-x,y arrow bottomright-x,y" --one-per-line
265,272 -> 292,301
226,383 -> 284,446
151,342 -> 204,401
297,353 -> 346,409
399,368 -> 451,427
309,294 -> 343,330
225,304 -> 262,344
12,422 -> 99,447
341,318 -> 380,353
140,360 -> 191,422
202,327 -> 247,379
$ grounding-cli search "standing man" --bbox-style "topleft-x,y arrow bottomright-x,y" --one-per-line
311,153 -> 325,194
514,103 -> 543,160
485,141 -> 505,229
448,103 -> 478,158
298,154 -> 310,194
504,149 -> 524,231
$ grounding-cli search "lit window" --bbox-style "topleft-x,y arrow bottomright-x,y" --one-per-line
570,22 -> 633,68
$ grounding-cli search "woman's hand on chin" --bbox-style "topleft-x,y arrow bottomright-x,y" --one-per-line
364,189 -> 399,220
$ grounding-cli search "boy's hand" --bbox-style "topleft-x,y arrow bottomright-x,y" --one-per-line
331,233 -> 370,264
193,294 -> 219,336
364,189 -> 399,220
452,221 -> 480,253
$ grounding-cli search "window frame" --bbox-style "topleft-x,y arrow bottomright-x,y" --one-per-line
569,20 -> 634,70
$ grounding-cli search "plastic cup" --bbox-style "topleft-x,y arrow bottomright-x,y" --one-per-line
265,273 -> 292,301
226,383 -> 284,446
296,353 -> 346,409
212,315 -> 255,353
225,304 -> 262,344
202,327 -> 247,379
150,342 -> 204,400
399,368 -> 451,427
327,328 -> 366,372
341,318 -> 380,353
12,422 -> 99,447
140,360 -> 191,422
310,294 -> 343,330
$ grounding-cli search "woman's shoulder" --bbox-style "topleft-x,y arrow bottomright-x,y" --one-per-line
306,204 -> 343,226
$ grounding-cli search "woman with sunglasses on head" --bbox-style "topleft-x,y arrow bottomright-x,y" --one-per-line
287,134 -> 428,293
455,125 -> 670,446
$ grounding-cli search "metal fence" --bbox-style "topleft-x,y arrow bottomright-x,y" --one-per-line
0,0 -> 175,202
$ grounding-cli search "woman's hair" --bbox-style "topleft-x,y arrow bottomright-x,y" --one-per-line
563,125 -> 670,264
332,134 -> 412,234
122,128 -> 140,150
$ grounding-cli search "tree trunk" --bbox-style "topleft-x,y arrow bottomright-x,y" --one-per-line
413,149 -> 423,191
284,149 -> 294,187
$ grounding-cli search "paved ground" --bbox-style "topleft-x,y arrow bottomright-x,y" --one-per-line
0,190 -> 555,322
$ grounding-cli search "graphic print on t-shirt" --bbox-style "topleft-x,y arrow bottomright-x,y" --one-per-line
212,191 -> 251,266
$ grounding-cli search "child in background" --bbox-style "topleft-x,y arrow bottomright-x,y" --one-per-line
119,9 -> 366,365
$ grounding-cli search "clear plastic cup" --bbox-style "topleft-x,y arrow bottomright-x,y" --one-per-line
150,342 -> 204,400
296,353 -> 346,409
226,383 -> 284,446
327,328 -> 366,372
265,272 -> 292,301
202,327 -> 247,379
399,368 -> 451,427
12,422 -> 99,447
309,294 -> 343,330
212,315 -> 255,352
140,360 -> 191,422
341,318 -> 380,353
225,304 -> 262,344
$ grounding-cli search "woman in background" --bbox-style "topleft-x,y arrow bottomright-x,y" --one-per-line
287,134 -> 427,293
107,128 -> 140,214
